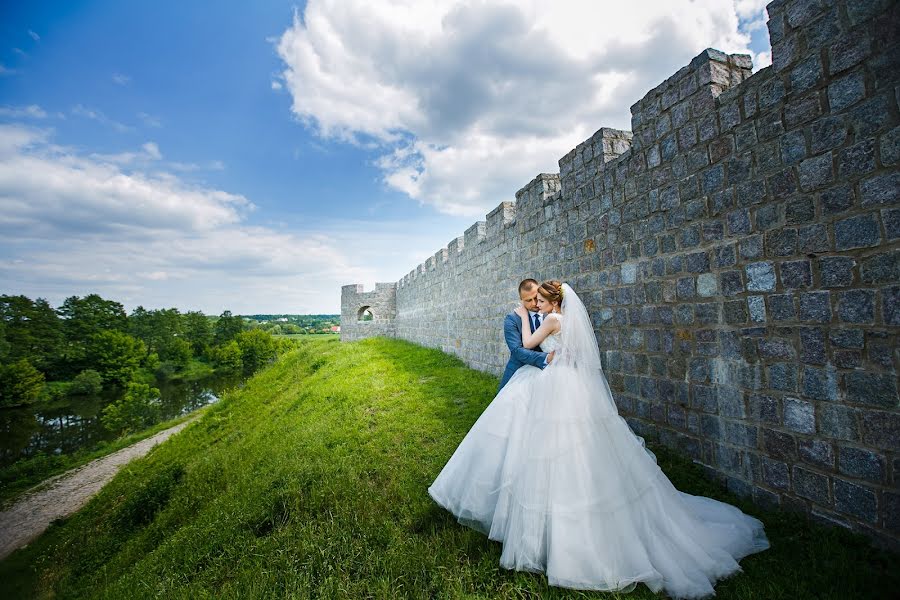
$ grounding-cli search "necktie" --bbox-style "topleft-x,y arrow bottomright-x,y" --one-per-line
533,313 -> 541,331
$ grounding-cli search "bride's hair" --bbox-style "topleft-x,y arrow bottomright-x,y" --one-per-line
538,280 -> 563,309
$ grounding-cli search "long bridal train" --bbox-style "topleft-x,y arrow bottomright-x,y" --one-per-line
428,285 -> 768,599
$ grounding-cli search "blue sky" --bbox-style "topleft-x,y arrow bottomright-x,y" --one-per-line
0,0 -> 772,314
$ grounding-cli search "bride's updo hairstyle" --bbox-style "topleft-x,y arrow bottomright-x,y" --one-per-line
538,280 -> 563,312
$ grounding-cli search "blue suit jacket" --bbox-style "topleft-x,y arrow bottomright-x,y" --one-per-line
498,312 -> 547,392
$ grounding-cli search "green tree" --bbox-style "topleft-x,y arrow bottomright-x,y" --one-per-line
182,311 -> 212,355
69,369 -> 103,396
209,341 -> 242,371
101,382 -> 161,433
0,295 -> 63,374
58,294 -> 128,340
161,337 -> 192,368
234,329 -> 278,372
213,310 -> 244,345
0,359 -> 45,407
87,330 -> 146,385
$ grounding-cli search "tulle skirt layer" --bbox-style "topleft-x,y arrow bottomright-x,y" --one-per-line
428,363 -> 769,599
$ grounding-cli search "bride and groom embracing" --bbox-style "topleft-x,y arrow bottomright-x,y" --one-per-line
428,279 -> 769,599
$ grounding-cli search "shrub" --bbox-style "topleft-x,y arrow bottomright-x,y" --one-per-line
0,359 -> 45,407
101,382 -> 161,434
70,369 -> 103,396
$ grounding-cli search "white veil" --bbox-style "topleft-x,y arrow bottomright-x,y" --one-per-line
557,283 -> 603,370
558,282 -> 657,462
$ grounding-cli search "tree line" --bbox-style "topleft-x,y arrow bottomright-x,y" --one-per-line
0,294 -> 292,429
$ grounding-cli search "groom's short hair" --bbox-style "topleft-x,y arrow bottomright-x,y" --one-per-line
518,278 -> 539,293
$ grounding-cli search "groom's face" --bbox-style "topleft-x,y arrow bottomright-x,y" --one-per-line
519,285 -> 539,312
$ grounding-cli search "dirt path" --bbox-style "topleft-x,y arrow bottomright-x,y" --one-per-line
0,417 -> 198,560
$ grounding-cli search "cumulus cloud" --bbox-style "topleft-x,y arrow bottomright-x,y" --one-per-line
276,0 -> 770,217
0,124 -> 396,313
112,72 -> 131,85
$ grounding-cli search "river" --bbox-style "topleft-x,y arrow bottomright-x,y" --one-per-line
0,370 -> 244,467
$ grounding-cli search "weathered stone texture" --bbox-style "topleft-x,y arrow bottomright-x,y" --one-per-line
341,0 -> 900,550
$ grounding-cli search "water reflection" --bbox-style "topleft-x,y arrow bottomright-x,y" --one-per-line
0,370 -> 244,468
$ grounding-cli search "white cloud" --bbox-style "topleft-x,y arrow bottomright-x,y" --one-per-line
276,0 -> 769,217
0,104 -> 48,119
137,111 -> 162,128
112,72 -> 131,85
0,123 -> 436,313
27,29 -> 40,42
0,63 -> 16,76
72,104 -> 133,133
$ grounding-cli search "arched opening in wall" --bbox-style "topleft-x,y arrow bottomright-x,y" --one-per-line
357,306 -> 374,322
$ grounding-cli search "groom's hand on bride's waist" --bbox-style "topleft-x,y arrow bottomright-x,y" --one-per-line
547,351 -> 555,364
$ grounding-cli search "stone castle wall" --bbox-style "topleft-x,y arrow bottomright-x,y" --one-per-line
341,0 -> 899,548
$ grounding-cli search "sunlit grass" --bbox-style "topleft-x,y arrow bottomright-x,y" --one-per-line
1,337 -> 896,599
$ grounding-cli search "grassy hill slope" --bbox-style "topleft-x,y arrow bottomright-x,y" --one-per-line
1,337 -> 896,599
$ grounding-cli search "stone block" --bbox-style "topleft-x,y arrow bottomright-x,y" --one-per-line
810,115 -> 847,154
768,294 -> 797,321
838,139 -> 876,178
747,295 -> 766,322
787,197 -> 816,225
793,466 -> 831,505
819,403 -> 860,441
828,71 -> 866,112
799,438 -> 835,469
798,153 -> 834,191
784,397 -> 816,434
803,364 -> 838,402
769,362 -> 798,392
763,427 -> 797,460
819,185 -> 854,215
818,256 -> 855,288
845,371 -> 898,408
834,479 -> 877,523
837,447 -> 885,483
799,291 -> 831,323
836,289 -> 875,324
861,411 -> 900,451
762,458 -> 791,490
740,234 -> 764,260
860,250 -> 900,285
860,172 -> 900,206
781,259 -> 812,288
829,328 -> 864,349
746,262 -> 776,292
800,327 -> 826,364
790,54 -> 823,94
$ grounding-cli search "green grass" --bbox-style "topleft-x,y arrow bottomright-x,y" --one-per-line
0,409 -> 203,507
1,337 -> 896,599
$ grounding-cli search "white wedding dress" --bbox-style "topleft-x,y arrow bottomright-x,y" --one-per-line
428,284 -> 769,599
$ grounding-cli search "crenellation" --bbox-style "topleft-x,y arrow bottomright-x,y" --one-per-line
341,0 -> 900,551
464,221 -> 486,247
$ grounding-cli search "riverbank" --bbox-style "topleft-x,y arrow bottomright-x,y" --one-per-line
0,365 -> 242,506
0,410 -> 199,507
0,415 -> 200,560
1,337 -> 896,598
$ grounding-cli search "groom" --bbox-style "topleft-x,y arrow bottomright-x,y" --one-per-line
498,278 -> 553,391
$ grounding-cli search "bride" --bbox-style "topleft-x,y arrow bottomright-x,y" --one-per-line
428,280 -> 769,599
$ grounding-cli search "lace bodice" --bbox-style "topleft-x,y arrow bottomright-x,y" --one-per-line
539,313 -> 562,353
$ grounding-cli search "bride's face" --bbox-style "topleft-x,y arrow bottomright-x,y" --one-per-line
536,293 -> 558,314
